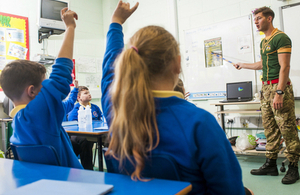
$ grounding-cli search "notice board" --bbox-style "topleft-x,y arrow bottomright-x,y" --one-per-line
0,12 -> 29,91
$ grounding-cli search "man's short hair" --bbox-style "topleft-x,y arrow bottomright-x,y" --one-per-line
254,6 -> 275,22
78,86 -> 89,97
0,60 -> 46,101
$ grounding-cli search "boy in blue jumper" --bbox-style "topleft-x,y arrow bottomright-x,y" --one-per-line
62,79 -> 79,121
0,8 -> 82,169
68,86 -> 103,170
67,86 -> 102,121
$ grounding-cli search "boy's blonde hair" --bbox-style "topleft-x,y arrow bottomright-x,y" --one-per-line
107,25 -> 179,180
0,60 -> 46,101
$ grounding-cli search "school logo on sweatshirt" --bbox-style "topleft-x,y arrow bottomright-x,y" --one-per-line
266,44 -> 271,51
93,111 -> 98,118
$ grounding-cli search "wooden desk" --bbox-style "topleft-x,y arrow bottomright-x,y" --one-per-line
211,101 -> 261,131
0,118 -> 13,153
63,121 -> 108,171
0,158 -> 192,195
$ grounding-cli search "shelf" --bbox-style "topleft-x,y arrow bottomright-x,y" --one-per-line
215,109 -> 261,114
211,101 -> 261,106
232,146 -> 285,157
225,127 -> 264,130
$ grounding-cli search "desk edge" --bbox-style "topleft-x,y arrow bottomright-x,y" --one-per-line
65,131 -> 108,135
175,184 -> 192,195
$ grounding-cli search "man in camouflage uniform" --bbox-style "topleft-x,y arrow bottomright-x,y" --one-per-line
234,6 -> 300,184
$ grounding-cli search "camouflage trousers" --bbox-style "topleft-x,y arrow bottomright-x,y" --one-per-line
261,83 -> 300,162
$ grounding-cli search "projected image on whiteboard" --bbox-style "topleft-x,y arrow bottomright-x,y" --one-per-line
204,37 -> 223,68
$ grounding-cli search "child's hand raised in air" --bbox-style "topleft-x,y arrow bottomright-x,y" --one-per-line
73,79 -> 78,88
184,92 -> 190,100
61,7 -> 78,28
112,0 -> 139,25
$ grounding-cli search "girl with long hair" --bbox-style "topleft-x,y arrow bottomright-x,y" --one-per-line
101,1 -> 251,195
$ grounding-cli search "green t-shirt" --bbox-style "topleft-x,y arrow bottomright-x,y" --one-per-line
260,28 -> 291,81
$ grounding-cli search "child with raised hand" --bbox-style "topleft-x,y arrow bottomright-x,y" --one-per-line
62,79 -> 79,121
67,85 -> 103,170
101,1 -> 253,195
67,86 -> 102,121
0,8 -> 82,169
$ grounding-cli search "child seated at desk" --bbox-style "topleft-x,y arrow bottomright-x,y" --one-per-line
101,1 -> 252,195
62,79 -> 79,121
0,8 -> 82,169
67,86 -> 102,121
68,86 -> 103,170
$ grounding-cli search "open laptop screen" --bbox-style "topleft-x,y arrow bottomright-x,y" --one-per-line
227,81 -> 252,100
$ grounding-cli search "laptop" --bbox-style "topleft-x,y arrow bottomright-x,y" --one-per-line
219,81 -> 253,103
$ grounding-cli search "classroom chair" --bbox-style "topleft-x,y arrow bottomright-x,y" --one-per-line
103,148 -> 181,181
11,144 -> 61,166
5,121 -> 13,158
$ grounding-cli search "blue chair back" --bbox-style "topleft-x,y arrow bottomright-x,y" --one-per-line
11,144 -> 61,166
104,149 -> 181,181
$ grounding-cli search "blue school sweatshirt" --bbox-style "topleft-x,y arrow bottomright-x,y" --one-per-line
101,23 -> 245,195
62,87 -> 78,121
10,58 -> 83,169
67,103 -> 102,121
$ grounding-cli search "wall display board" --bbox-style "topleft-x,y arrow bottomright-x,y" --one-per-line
280,3 -> 300,99
184,15 -> 256,100
0,12 -> 29,92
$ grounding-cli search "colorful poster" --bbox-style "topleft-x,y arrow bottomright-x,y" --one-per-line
0,12 -> 29,60
6,28 -> 24,43
204,37 -> 223,68
0,56 -> 6,70
7,43 -> 28,59
0,41 -> 5,55
0,28 -> 5,41
0,12 -> 29,93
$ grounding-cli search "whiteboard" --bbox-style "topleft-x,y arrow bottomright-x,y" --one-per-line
281,3 -> 300,99
184,15 -> 256,98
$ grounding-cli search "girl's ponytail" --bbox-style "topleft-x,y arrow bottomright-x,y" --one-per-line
107,25 -> 179,180
107,47 -> 159,180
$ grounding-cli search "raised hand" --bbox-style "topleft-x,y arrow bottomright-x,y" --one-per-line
61,7 -> 78,28
73,79 -> 78,88
58,8 -> 77,59
112,0 -> 139,25
184,92 -> 190,100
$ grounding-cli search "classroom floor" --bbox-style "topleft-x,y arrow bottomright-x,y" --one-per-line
238,155 -> 300,195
